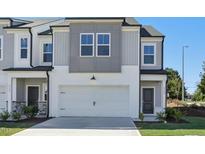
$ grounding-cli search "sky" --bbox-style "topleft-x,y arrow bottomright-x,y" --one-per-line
136,17 -> 205,94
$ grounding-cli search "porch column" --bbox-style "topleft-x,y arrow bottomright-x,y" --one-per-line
7,77 -> 12,112
161,79 -> 166,109
12,78 -> 17,102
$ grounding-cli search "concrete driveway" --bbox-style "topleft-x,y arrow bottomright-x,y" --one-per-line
14,117 -> 140,136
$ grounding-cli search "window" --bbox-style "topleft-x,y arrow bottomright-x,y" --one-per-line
20,38 -> 28,59
0,36 -> 3,60
96,33 -> 111,56
143,44 -> 155,65
43,43 -> 52,62
80,33 -> 94,56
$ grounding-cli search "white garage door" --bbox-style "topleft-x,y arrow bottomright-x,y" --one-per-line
0,86 -> 7,113
59,86 -> 129,117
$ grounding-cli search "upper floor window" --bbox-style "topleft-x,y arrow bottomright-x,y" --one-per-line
80,33 -> 94,57
0,36 -> 3,61
143,43 -> 156,65
20,38 -> 28,59
43,43 -> 52,62
96,33 -> 111,57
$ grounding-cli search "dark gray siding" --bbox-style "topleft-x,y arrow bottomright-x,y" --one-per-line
69,23 -> 121,73
0,25 -> 14,69
54,32 -> 69,66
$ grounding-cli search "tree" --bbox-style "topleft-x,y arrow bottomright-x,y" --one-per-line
192,61 -> 205,101
166,68 -> 186,100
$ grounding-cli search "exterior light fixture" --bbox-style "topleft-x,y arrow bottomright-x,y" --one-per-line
90,75 -> 96,80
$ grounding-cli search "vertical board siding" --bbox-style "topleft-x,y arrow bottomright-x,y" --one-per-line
54,32 -> 69,66
122,31 -> 138,65
0,25 -> 14,69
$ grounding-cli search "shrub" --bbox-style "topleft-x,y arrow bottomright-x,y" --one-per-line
12,112 -> 21,121
23,105 -> 39,118
156,112 -> 167,123
139,112 -> 144,122
0,111 -> 10,121
172,110 -> 184,122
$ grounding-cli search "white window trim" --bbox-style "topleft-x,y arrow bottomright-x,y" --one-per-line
141,86 -> 156,115
20,37 -> 29,60
25,85 -> 40,106
0,35 -> 3,61
42,43 -> 52,63
96,33 -> 111,57
80,33 -> 94,57
142,43 -> 156,66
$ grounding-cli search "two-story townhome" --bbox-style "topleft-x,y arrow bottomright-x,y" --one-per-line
0,17 -> 167,121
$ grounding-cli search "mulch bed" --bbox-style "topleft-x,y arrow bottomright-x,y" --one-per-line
0,118 -> 49,123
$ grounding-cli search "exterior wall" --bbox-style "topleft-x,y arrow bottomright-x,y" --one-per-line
141,81 -> 164,115
53,32 -> 69,66
122,30 -> 139,65
49,66 -> 139,118
69,23 -> 121,73
16,78 -> 47,102
141,39 -> 162,70
0,25 -> 14,69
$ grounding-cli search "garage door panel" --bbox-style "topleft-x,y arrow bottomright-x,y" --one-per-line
58,86 -> 129,117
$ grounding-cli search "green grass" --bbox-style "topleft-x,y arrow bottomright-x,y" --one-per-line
135,116 -> 205,136
0,118 -> 47,136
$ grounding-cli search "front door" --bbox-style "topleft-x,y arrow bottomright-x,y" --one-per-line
27,86 -> 39,106
142,88 -> 154,114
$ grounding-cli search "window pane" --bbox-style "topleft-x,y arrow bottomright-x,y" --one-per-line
21,38 -> 28,48
44,53 -> 52,62
144,55 -> 154,64
81,46 -> 93,56
81,35 -> 93,44
98,34 -> 109,44
98,46 -> 109,56
43,44 -> 52,53
21,49 -> 27,58
144,46 -> 154,54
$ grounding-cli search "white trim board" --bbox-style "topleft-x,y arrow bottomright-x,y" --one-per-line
141,86 -> 156,115
0,35 -> 3,61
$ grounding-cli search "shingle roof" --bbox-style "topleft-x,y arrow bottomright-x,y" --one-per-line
3,66 -> 53,71
141,70 -> 167,75
38,29 -> 52,35
141,25 -> 164,37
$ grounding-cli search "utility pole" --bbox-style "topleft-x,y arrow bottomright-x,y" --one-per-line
182,45 -> 189,102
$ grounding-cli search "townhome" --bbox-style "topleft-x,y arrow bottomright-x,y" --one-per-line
0,17 -> 167,121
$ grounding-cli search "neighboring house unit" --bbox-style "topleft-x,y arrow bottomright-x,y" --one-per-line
0,17 -> 167,120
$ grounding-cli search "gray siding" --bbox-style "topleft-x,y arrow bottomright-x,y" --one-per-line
16,78 -> 47,101
141,41 -> 162,70
69,23 -> 121,73
0,25 -> 14,69
54,32 -> 69,66
122,31 -> 138,65
141,81 -> 162,107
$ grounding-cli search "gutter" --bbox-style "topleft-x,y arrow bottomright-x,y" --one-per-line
46,71 -> 50,118
29,28 -> 34,67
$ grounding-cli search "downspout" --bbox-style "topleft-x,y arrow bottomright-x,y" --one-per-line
46,71 -> 50,118
29,28 -> 34,67
138,26 -> 142,119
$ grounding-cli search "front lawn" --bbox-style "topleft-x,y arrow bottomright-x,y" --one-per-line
0,118 -> 48,136
135,116 -> 205,136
